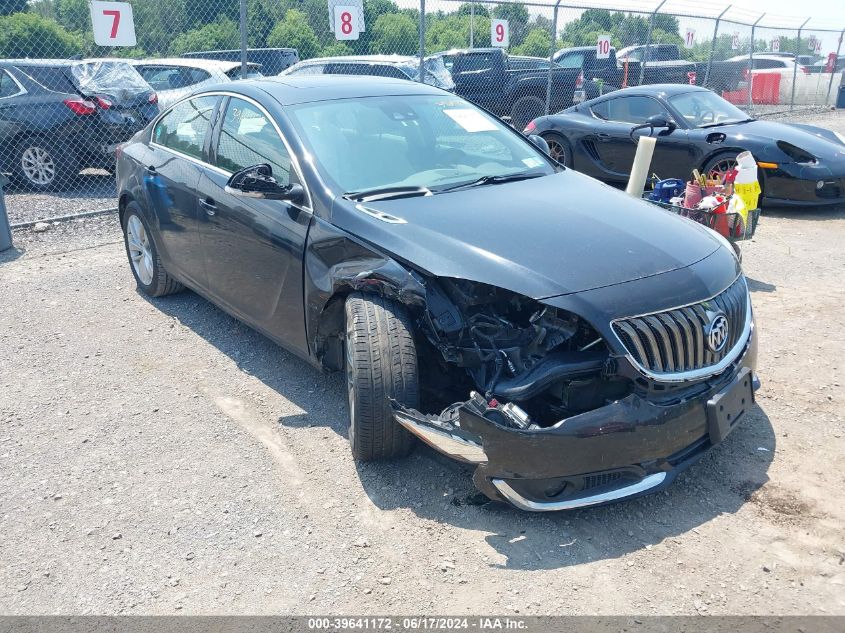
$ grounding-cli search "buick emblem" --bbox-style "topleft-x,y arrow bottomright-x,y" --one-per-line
706,313 -> 730,353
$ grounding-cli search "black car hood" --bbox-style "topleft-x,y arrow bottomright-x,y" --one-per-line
712,119 -> 845,161
331,170 -> 724,299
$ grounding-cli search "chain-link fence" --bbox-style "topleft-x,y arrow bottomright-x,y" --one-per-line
1,0 -> 843,222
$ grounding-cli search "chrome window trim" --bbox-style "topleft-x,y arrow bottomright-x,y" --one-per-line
0,69 -> 27,100
148,90 -> 313,211
611,275 -> 753,383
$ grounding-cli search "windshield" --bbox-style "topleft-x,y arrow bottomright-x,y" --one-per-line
287,95 -> 554,194
668,91 -> 751,128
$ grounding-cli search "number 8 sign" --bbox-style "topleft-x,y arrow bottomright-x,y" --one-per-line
90,1 -> 136,47
334,6 -> 360,40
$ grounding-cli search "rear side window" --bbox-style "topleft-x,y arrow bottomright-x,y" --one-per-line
17,65 -> 75,93
288,63 -> 326,76
214,97 -> 291,184
138,66 -> 211,91
153,95 -> 217,160
557,52 -> 585,69
753,59 -> 785,69
603,96 -> 666,124
454,53 -> 495,73
325,63 -> 409,80
0,69 -> 23,98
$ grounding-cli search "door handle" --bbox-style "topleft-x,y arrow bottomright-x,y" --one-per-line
199,198 -> 217,215
596,133 -> 612,141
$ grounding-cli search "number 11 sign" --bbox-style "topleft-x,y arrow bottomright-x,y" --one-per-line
90,1 -> 136,47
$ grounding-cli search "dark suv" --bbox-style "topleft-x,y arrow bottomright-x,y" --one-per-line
0,59 -> 158,190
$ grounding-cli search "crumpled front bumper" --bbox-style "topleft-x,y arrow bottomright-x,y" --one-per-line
394,326 -> 758,511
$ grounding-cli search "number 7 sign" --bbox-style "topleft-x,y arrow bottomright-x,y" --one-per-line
90,1 -> 136,47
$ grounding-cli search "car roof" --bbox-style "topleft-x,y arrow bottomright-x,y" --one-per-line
130,58 -> 260,71
556,46 -> 599,53
2,59 -> 121,67
293,55 -> 417,66
208,75 -> 446,106
594,84 -> 709,100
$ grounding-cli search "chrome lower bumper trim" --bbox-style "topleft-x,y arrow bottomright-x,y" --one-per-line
491,472 -> 667,511
394,411 -> 487,464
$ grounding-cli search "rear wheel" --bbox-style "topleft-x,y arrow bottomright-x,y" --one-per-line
542,132 -> 572,167
14,138 -> 77,191
121,202 -> 184,297
344,292 -> 417,461
510,96 -> 546,131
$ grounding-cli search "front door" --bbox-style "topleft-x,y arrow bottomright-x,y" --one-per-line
197,96 -> 311,353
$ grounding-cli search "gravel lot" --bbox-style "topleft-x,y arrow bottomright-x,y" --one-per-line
1,113 -> 844,617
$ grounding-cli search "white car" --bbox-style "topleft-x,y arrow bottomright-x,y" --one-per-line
725,53 -> 809,75
131,58 -> 263,109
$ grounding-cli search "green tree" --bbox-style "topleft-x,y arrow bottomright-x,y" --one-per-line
267,9 -> 320,59
184,0 -> 238,29
512,27 -> 551,57
425,14 -> 490,52
56,0 -> 88,33
370,12 -> 416,55
168,15 -> 240,55
456,2 -> 489,18
492,3 -> 529,47
0,12 -> 82,57
0,0 -> 27,16
321,41 -> 352,56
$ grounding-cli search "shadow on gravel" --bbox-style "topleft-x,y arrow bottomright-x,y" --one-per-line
143,287 -> 775,571
0,246 -> 23,264
4,172 -> 117,200
761,205 -> 845,221
746,277 -> 777,293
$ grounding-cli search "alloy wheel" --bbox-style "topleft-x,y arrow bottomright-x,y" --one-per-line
706,157 -> 738,182
126,214 -> 154,286
547,138 -> 567,164
21,146 -> 56,186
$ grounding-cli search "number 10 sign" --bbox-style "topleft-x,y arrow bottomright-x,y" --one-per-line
90,1 -> 136,47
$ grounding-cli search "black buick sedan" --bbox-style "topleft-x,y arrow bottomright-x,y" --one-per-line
116,76 -> 759,511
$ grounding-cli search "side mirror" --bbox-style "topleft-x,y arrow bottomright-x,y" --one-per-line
645,114 -> 676,131
225,164 -> 305,204
528,134 -> 550,155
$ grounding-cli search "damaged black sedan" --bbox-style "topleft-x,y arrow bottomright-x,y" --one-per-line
116,75 -> 759,511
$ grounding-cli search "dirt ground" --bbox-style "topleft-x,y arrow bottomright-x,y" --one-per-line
1,114 -> 844,616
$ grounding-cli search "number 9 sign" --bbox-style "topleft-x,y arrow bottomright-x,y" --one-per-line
334,5 -> 359,40
491,19 -> 509,48
90,1 -> 136,47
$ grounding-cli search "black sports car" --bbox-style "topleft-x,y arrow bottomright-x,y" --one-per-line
525,84 -> 845,207
117,76 -> 758,511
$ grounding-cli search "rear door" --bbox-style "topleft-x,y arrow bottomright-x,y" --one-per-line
146,95 -> 219,287
196,95 -> 311,353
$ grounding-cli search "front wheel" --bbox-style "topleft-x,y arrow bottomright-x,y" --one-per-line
344,293 -> 417,461
702,152 -> 740,183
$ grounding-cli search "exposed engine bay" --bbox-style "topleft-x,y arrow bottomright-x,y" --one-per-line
416,278 -> 632,428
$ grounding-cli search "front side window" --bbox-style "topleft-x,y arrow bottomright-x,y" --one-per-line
0,70 -> 22,98
287,95 -> 554,194
215,97 -> 291,185
153,95 -> 217,160
602,96 -> 667,124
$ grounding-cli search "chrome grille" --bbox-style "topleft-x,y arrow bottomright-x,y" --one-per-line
612,277 -> 749,376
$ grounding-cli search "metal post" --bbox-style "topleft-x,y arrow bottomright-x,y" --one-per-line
638,0 -> 667,86
791,19 -> 810,110
470,1 -> 474,48
703,5 -> 731,88
239,0 -> 248,79
825,30 -> 844,104
748,14 -> 765,112
419,0 -> 426,83
545,1 -> 561,115
0,175 -> 12,253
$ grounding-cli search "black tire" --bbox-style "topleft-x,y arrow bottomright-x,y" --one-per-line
121,201 -> 184,297
542,132 -> 573,167
510,95 -> 546,132
14,137 -> 78,191
344,292 -> 418,461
